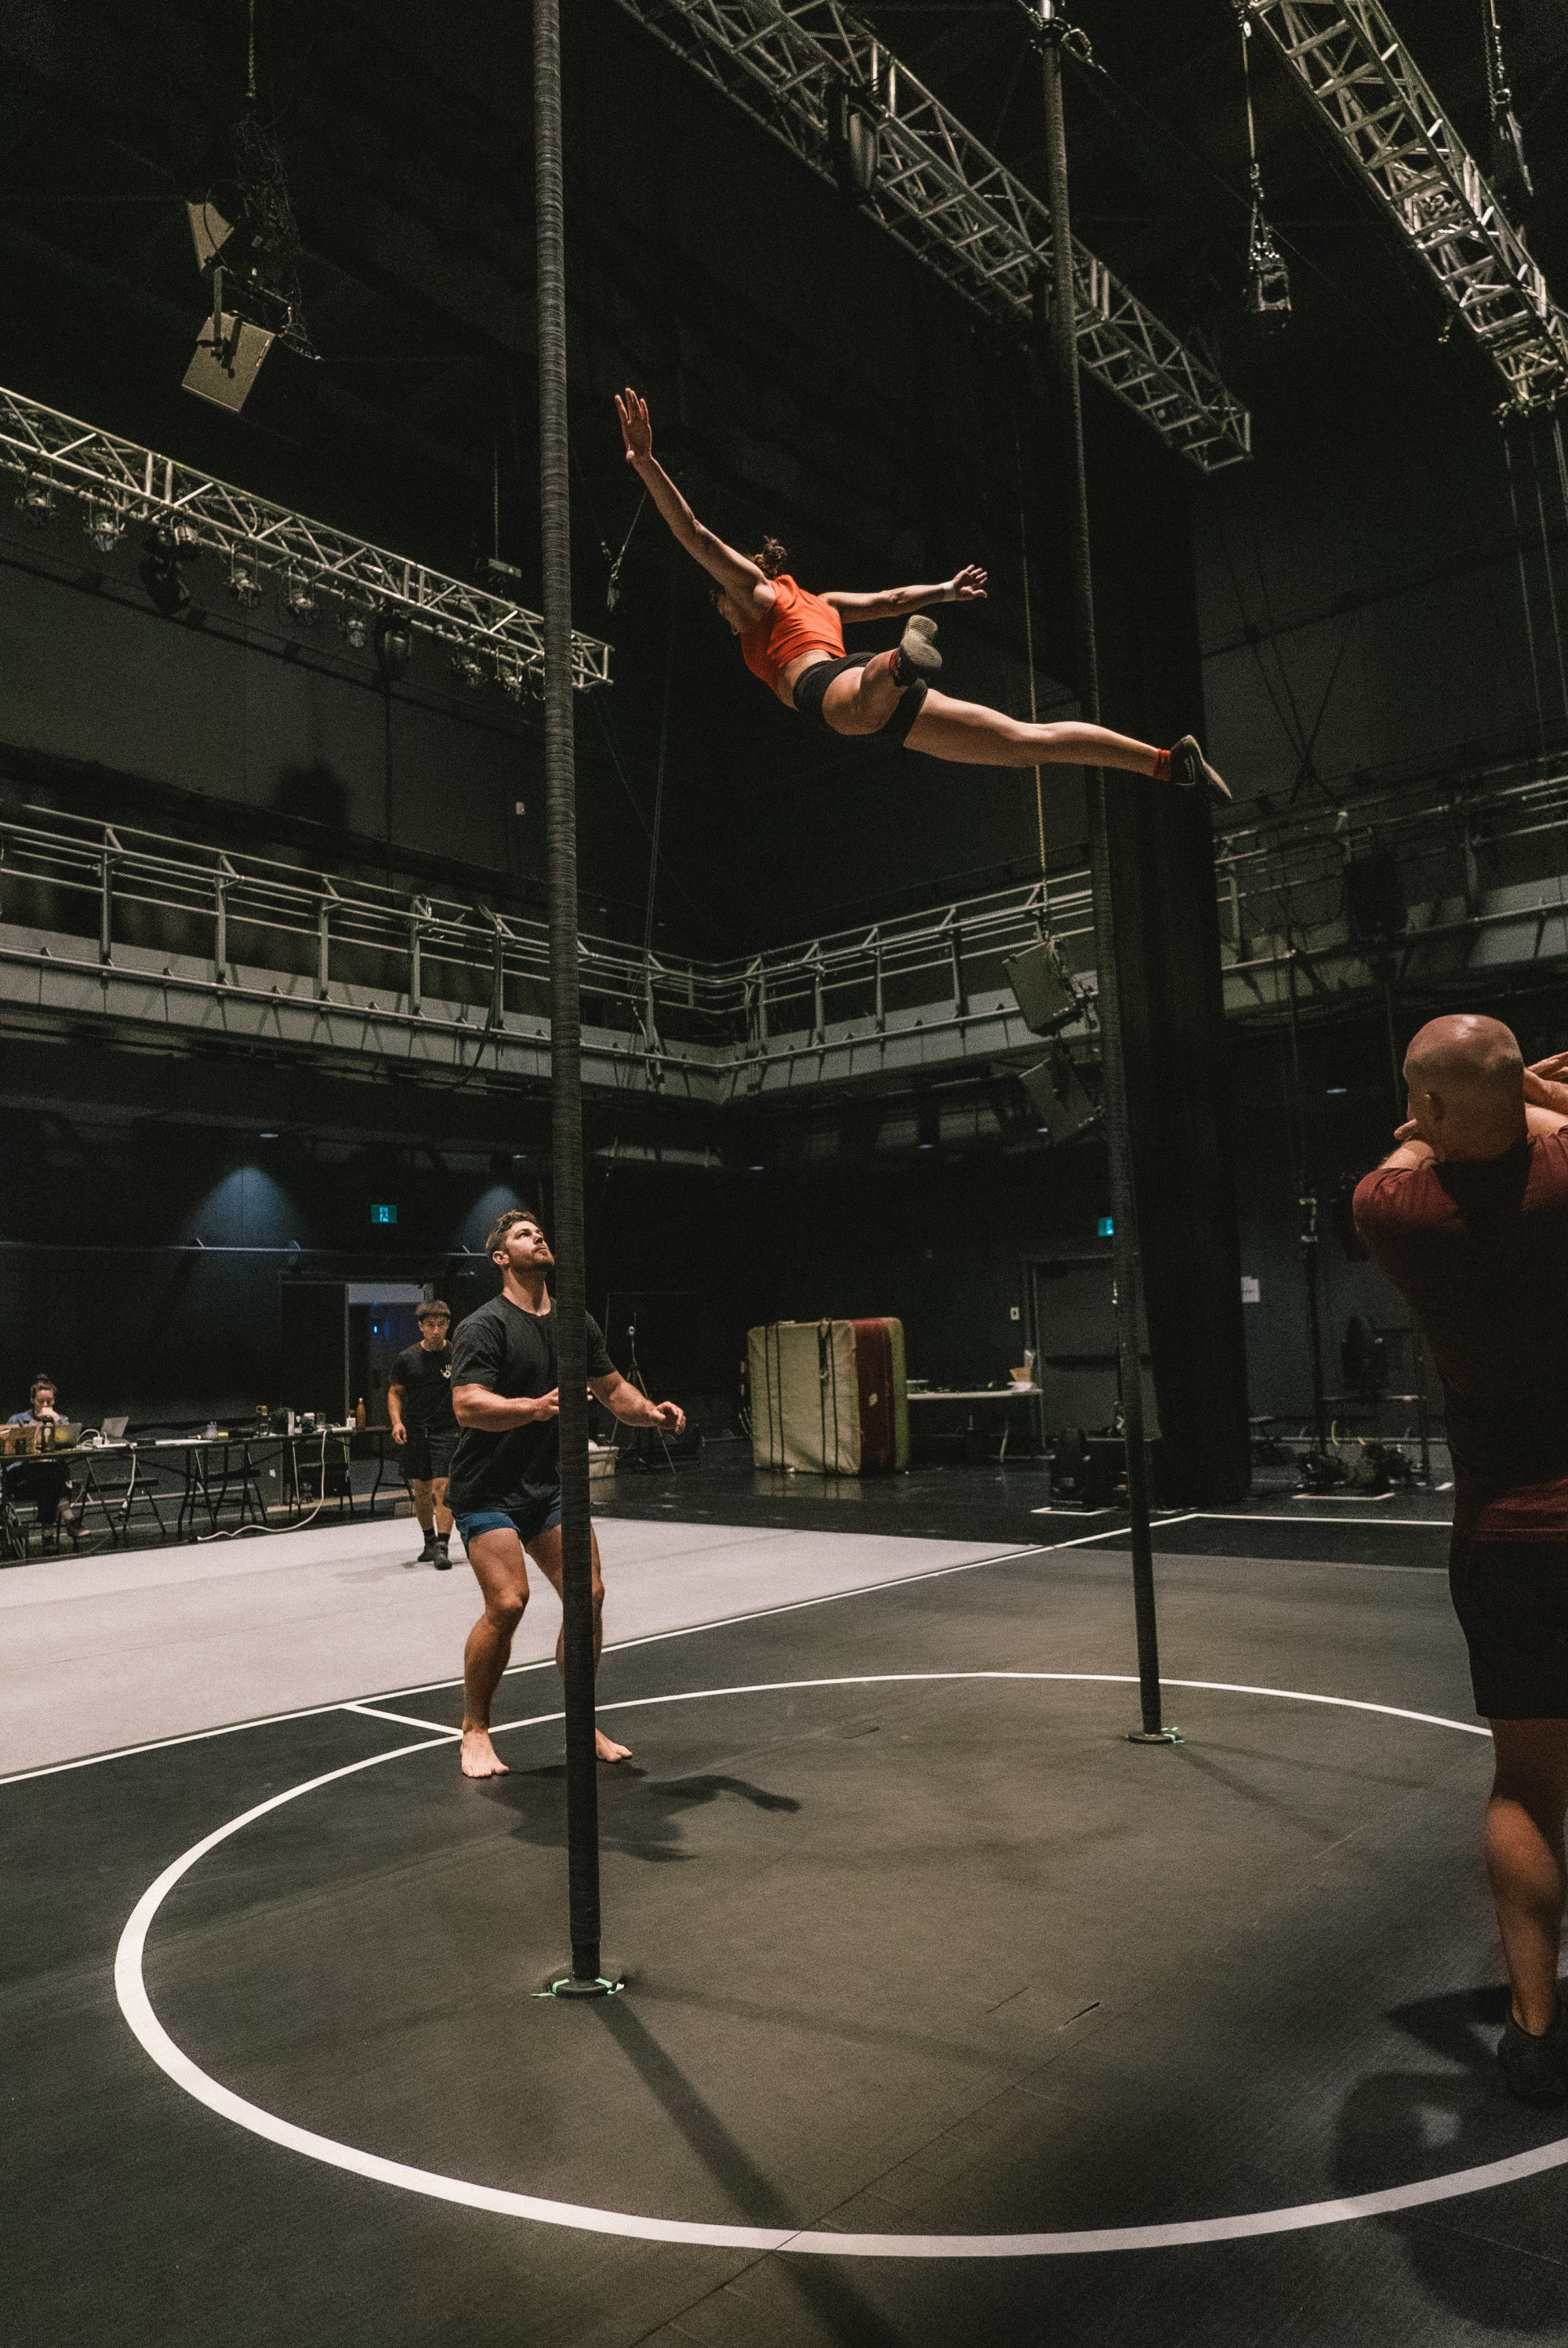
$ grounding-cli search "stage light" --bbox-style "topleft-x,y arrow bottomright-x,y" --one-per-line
259,1130 -> 280,1140
450,650 -> 487,691
285,571 -> 318,620
340,606 -> 370,649
140,527 -> 192,620
16,476 -> 56,524
228,554 -> 263,606
83,497 -> 128,552
495,658 -> 526,700
374,612 -> 412,675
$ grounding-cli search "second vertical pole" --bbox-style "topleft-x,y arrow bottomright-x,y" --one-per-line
1038,9 -> 1174,1745
535,0 -> 615,1989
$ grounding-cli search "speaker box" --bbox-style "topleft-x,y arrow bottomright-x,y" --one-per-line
1003,937 -> 1079,1036
1020,1049 -> 1097,1143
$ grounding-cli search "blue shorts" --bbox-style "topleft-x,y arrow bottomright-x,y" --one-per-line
452,1492 -> 562,1552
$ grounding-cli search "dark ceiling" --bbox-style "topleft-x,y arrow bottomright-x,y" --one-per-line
2,0 -> 1566,947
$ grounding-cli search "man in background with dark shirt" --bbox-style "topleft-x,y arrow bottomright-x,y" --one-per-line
387,1302 -> 458,1570
448,1208 -> 686,1781
1356,1013 -> 1568,2104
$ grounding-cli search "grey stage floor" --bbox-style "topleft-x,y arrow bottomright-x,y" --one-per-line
8,1521 -> 1566,2347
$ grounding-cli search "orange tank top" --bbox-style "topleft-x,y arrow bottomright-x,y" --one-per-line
739,575 -> 845,692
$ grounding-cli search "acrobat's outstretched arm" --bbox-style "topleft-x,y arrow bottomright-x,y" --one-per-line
826,565 -> 989,625
615,389 -> 773,622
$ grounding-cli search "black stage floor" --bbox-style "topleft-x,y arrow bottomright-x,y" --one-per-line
9,1517 -> 1566,2346
599,1458 -> 1458,1569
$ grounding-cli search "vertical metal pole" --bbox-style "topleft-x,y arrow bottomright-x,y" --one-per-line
1039,17 -> 1171,1744
535,0 -> 609,1990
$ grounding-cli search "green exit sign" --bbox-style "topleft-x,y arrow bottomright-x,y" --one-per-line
371,1203 -> 397,1227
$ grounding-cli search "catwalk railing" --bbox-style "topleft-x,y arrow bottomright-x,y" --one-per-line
0,386 -> 613,692
612,0 -> 1250,472
1250,0 -> 1568,411
4,751 -> 1568,1097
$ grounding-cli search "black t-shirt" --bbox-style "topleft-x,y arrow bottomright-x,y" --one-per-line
447,1294 -> 614,1514
389,1342 -> 456,1433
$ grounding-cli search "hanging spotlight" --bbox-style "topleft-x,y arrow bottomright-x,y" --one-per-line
83,496 -> 129,552
339,605 -> 371,650
227,553 -> 263,606
16,475 -> 56,524
1245,206 -> 1292,328
1237,5 -> 1292,332
139,526 -> 193,620
284,569 -> 318,620
495,658 -> 525,700
374,609 -> 412,676
450,649 -> 488,691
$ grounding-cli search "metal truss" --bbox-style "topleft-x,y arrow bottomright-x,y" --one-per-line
612,0 -> 1250,471
0,387 -> 613,692
1250,0 -> 1568,411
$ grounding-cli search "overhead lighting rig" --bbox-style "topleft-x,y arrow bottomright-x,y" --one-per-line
0,382 -> 612,691
1236,4 -> 1291,329
1247,0 -> 1568,410
612,0 -> 1250,471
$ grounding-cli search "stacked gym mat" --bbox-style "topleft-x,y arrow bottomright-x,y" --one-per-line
746,1318 -> 909,1475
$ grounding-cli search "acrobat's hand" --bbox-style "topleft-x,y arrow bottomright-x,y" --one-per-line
615,387 -> 653,466
652,1401 -> 686,1435
1529,1052 -> 1568,1083
946,564 -> 988,603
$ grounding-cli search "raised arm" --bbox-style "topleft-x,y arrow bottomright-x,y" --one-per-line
615,389 -> 773,620
824,564 -> 989,626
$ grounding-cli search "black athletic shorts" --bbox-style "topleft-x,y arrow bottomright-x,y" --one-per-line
792,654 -> 927,746
1450,1532 -> 1568,1718
401,1425 -> 456,1484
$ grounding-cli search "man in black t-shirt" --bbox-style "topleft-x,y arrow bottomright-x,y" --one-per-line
450,1208 -> 687,1780
387,1303 -> 458,1568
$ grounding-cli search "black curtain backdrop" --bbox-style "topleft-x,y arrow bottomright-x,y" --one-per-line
1088,394 -> 1251,1507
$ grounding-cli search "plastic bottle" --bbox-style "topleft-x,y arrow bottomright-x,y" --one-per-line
355,1396 -> 368,1430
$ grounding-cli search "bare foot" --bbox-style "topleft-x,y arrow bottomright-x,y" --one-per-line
460,1726 -> 510,1779
596,1729 -> 632,1763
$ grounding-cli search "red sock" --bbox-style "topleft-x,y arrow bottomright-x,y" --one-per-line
1152,747 -> 1171,783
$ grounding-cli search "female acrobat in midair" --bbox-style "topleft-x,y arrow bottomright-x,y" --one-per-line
613,390 -> 1229,798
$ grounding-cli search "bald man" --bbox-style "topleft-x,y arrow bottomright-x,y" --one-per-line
1356,1015 -> 1568,2105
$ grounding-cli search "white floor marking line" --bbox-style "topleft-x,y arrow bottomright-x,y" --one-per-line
117,1671 -> 1517,2261
344,1703 -> 462,1738
1193,1513 -> 1453,1532
0,1542 -> 1045,1787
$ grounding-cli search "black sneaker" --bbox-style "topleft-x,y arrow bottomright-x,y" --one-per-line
891,614 -> 942,689
1498,2001 -> 1568,2106
1170,733 -> 1231,801
414,1534 -> 437,1566
432,1542 -> 452,1572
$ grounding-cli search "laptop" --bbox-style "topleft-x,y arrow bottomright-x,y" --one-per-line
101,1416 -> 129,1441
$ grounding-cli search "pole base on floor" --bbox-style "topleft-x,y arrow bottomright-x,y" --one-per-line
1127,1725 -> 1185,1746
535,1963 -> 626,2000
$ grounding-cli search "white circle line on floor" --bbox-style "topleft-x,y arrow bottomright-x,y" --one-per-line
116,1671 -> 1549,2262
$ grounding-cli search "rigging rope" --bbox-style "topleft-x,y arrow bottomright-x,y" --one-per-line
1502,420 -> 1549,752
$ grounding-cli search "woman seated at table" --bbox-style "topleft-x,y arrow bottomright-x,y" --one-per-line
7,1375 -> 81,1546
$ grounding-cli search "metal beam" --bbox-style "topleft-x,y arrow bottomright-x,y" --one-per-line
611,0 -> 1251,471
1250,0 -> 1568,411
0,385 -> 613,691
